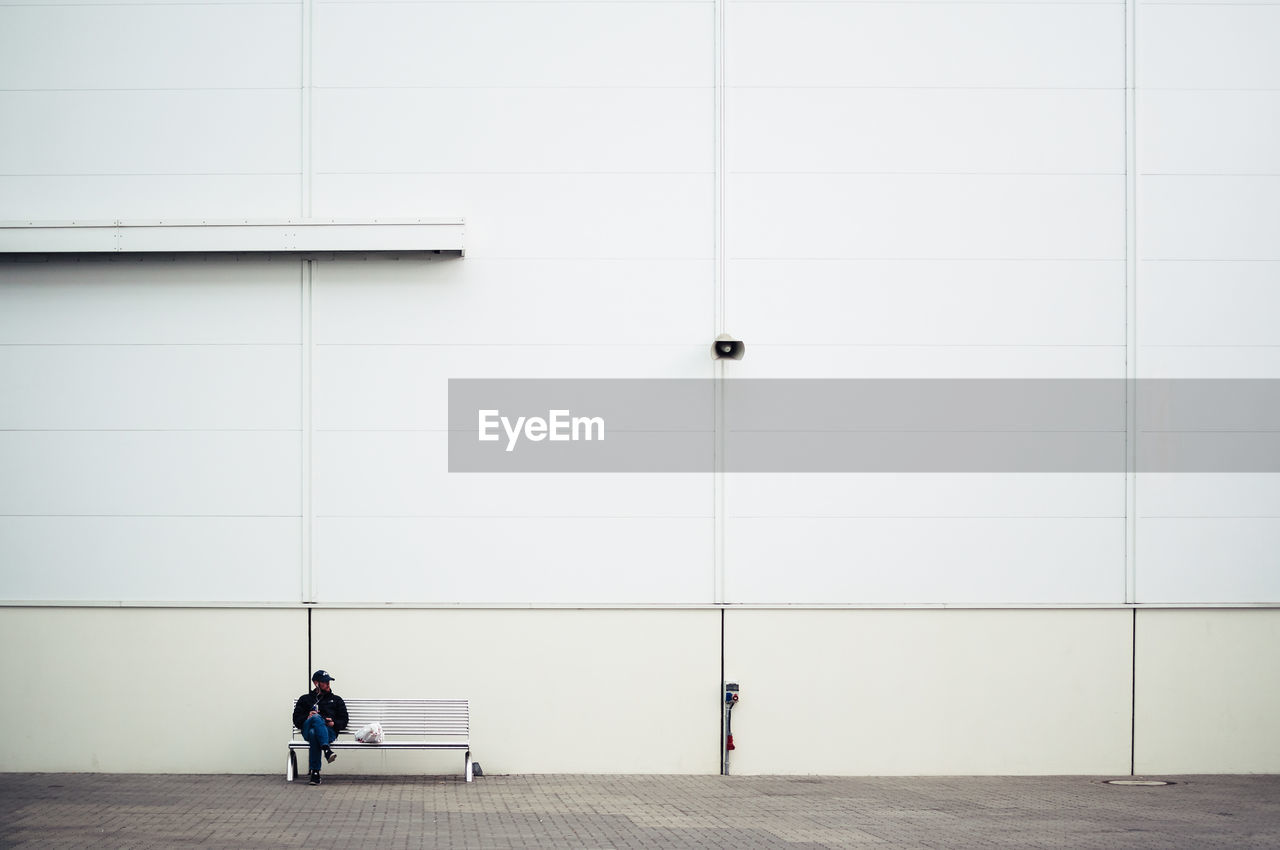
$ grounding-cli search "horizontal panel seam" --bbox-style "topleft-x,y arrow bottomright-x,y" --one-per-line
0,172 -> 302,178
0,514 -> 302,518
315,171 -> 714,176
0,88 -> 301,93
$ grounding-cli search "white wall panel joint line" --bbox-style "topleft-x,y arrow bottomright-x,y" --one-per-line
7,601 -> 1280,606
301,261 -> 314,604
301,0 -> 314,218
713,0 -> 727,606
714,361 -> 726,604
5,601 -> 1280,611
714,0 -> 726,334
1124,0 -> 1139,605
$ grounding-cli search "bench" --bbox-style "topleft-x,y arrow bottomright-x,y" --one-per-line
287,698 -> 473,782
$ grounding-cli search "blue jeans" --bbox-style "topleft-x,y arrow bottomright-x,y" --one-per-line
302,714 -> 337,773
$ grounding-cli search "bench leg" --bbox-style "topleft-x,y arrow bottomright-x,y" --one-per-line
465,751 -> 473,782
286,749 -> 297,782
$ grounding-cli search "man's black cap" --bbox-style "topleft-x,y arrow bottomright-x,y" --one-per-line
312,670 -> 335,682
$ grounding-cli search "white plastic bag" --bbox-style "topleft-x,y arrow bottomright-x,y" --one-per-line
354,721 -> 384,744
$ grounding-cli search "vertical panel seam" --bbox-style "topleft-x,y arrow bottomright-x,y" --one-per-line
1125,0 -> 1139,606
301,0 -> 314,218
301,262 -> 313,603
714,0 -> 726,333
299,0 -> 315,609
713,0 -> 727,607
720,607 -> 727,775
1130,607 -> 1137,775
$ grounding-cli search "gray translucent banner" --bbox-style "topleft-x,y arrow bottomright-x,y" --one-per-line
448,379 -> 1280,472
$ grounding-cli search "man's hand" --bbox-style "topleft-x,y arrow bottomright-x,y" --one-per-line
325,717 -> 334,727
309,709 -> 319,718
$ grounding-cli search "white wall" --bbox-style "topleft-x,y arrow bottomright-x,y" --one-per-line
0,260 -> 302,604
302,0 -> 718,605
0,2 -> 300,219
725,609 -> 1133,775
1135,610 -> 1280,774
1135,0 -> 1280,604
2,0 -> 1280,775
309,258 -> 714,605
0,607 -> 305,773
723,0 -> 1128,606
311,609 -> 721,775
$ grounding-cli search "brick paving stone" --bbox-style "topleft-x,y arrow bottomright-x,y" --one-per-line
0,774 -> 1278,849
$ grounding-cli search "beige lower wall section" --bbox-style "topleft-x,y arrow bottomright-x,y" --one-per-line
724,609 -> 1133,775
1135,609 -> 1280,774
0,607 -> 306,773
311,608 -> 722,775
6,606 -> 1277,775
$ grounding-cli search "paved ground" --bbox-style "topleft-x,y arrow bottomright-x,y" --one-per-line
1,773 -> 1278,849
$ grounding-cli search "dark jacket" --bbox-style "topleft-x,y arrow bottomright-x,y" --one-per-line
293,687 -> 349,734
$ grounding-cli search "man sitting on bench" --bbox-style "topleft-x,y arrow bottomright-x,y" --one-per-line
292,670 -> 349,785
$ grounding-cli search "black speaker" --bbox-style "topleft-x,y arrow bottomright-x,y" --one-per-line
712,333 -> 745,361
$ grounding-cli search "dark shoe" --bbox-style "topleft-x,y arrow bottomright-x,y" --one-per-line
309,771 -> 322,786
325,749 -> 337,764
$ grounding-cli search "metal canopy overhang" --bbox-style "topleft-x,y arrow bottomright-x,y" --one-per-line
0,219 -> 465,256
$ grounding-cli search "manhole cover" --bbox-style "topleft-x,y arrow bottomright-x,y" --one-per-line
1104,779 -> 1174,786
